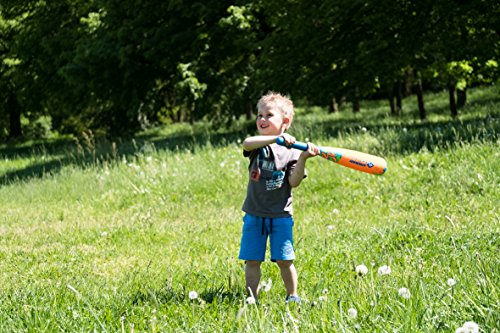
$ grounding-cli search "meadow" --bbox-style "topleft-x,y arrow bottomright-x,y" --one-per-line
0,86 -> 499,332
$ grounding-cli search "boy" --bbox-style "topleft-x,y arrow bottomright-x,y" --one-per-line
239,92 -> 319,303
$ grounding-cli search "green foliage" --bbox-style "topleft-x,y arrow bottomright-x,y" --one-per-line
0,0 -> 499,139
0,87 -> 498,331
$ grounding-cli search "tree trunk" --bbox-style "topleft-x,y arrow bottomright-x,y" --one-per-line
352,86 -> 360,113
388,84 -> 396,116
389,82 -> 402,116
388,96 -> 396,116
7,91 -> 22,139
448,82 -> 458,118
329,96 -> 339,113
414,74 -> 426,120
395,82 -> 403,113
457,88 -> 467,108
404,69 -> 413,97
245,100 -> 253,120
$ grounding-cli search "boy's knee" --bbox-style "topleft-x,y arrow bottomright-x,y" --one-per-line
246,260 -> 261,268
276,260 -> 293,269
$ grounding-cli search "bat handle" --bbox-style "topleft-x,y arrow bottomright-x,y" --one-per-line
275,136 -> 309,151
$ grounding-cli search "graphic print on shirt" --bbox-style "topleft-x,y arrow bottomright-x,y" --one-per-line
250,147 -> 286,191
266,171 -> 285,191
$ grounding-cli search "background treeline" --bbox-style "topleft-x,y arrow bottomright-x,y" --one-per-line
0,0 -> 499,140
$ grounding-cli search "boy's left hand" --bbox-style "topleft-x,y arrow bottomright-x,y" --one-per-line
302,142 -> 320,159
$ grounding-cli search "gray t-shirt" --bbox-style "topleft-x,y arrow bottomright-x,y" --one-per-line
242,144 -> 305,218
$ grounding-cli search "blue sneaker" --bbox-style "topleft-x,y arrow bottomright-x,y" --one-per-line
285,295 -> 302,304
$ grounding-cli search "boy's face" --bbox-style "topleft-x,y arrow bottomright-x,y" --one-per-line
256,105 -> 289,135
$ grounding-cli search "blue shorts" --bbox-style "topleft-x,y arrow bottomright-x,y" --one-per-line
238,213 -> 295,262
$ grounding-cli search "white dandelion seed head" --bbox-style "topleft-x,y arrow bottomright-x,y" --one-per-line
378,265 -> 391,275
347,308 -> 358,318
398,287 -> 411,299
260,278 -> 272,292
361,127 -> 367,132
188,291 -> 198,300
327,225 -> 335,230
322,288 -> 328,294
447,278 -> 456,287
332,208 -> 340,214
246,296 -> 256,305
318,295 -> 327,302
220,162 -> 225,168
100,231 -> 108,237
455,328 -> 467,333
462,321 -> 479,333
355,264 -> 368,276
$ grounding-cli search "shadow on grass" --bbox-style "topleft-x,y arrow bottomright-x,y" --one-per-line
1,99 -> 499,186
131,282 -> 243,307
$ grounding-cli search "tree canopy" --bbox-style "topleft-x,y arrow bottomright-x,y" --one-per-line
1,0 -> 499,139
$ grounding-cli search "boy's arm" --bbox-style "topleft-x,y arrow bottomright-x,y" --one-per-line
289,143 -> 319,187
242,134 -> 295,151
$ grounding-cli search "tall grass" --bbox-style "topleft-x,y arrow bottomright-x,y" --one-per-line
0,85 -> 498,332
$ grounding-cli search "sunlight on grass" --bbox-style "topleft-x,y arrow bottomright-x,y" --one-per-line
0,86 -> 498,331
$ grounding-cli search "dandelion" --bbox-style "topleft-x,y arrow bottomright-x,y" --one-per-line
319,295 -> 327,302
361,127 -> 367,132
260,278 -> 272,292
322,288 -> 328,294
327,225 -> 335,230
347,308 -> 358,318
332,208 -> 340,214
100,231 -> 108,237
398,287 -> 411,299
462,321 -> 479,333
188,291 -> 198,300
220,162 -> 225,168
447,278 -> 456,287
355,264 -> 368,276
246,296 -> 256,305
378,265 -> 391,275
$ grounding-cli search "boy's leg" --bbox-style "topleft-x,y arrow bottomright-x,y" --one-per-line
239,214 -> 267,298
245,260 -> 261,298
276,260 -> 298,296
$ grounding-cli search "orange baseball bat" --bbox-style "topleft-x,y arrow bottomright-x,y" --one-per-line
276,137 -> 387,175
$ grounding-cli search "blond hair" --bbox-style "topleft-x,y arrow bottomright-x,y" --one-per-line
257,91 -> 295,128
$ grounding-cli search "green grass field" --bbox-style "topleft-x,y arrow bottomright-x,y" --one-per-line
0,86 -> 499,332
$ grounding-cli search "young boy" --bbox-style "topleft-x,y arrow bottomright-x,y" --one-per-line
239,92 -> 319,303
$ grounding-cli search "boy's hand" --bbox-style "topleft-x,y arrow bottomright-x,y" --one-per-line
279,133 -> 296,147
301,142 -> 320,159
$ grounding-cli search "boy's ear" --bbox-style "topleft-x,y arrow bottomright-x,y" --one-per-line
283,117 -> 290,127
281,118 -> 290,132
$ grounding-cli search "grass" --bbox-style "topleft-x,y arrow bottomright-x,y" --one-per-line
0,85 -> 499,332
